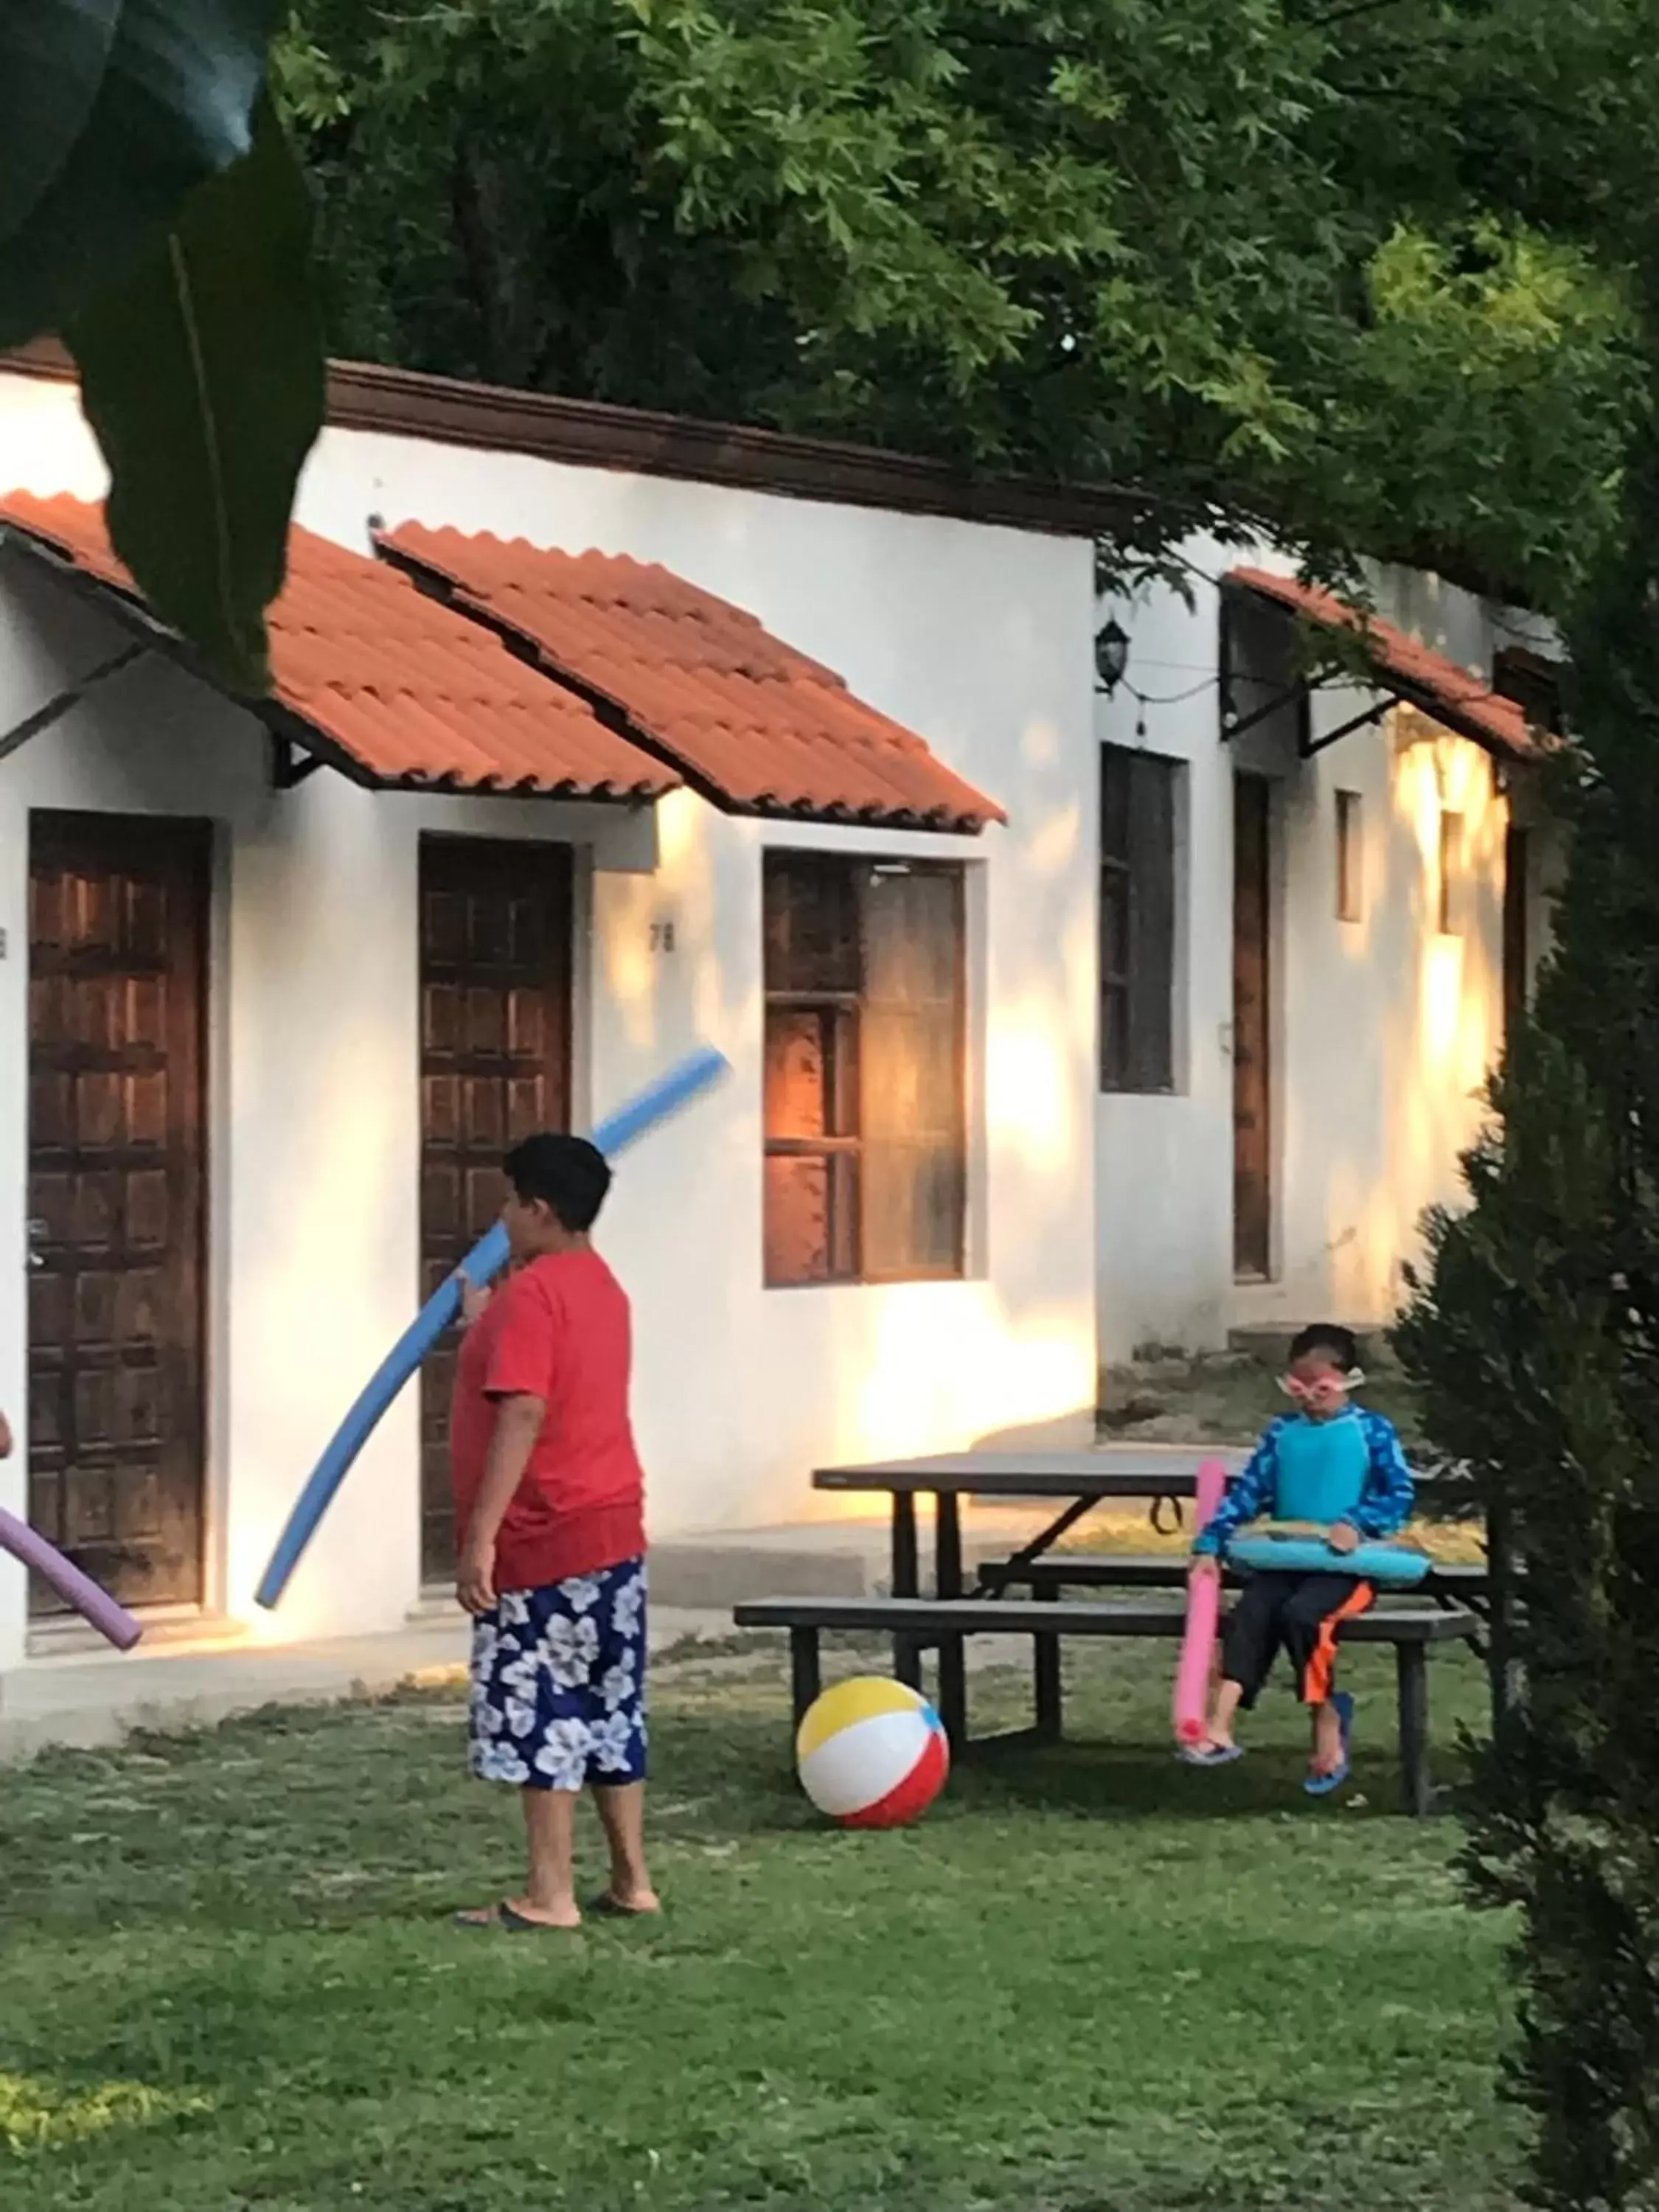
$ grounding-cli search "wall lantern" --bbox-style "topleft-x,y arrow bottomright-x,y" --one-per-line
1094,616 -> 1130,697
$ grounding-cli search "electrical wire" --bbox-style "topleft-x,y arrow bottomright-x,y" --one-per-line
1119,675 -> 1220,708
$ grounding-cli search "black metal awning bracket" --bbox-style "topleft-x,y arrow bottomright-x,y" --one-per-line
1300,698 -> 1391,757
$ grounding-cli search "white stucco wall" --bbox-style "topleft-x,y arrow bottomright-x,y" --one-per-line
1095,540 -> 1562,1362
0,369 -> 1096,1663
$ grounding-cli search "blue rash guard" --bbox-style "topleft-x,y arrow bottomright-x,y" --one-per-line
1191,1408 -> 1415,1557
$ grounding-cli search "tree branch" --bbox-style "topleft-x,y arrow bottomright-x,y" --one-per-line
1300,0 -> 1416,29
451,136 -> 515,385
1324,77 -> 1582,126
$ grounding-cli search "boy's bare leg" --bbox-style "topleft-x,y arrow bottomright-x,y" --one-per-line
591,1781 -> 660,1912
513,1787 -> 582,1924
1201,1677 -> 1246,1752
1310,1698 -> 1344,1778
455,1787 -> 581,1927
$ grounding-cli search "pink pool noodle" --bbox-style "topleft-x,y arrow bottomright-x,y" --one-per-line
1172,1457 -> 1228,1745
0,1507 -> 142,1651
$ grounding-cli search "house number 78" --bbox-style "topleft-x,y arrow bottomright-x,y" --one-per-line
650,921 -> 676,953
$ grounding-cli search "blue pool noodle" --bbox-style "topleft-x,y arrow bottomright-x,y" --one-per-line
1225,1533 -> 1431,1588
254,1046 -> 730,1610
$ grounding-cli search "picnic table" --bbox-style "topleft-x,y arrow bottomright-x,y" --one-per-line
817,1444 -> 1459,1587
816,1447 -> 1251,1615
733,1447 -> 1488,1815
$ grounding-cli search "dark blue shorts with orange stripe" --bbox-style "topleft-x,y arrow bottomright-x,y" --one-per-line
1220,1570 -> 1374,1707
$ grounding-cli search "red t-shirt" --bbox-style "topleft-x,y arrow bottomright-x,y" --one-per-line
449,1248 -> 646,1590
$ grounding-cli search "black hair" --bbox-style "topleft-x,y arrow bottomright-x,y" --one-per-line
503,1132 -> 612,1232
1288,1322 -> 1360,1371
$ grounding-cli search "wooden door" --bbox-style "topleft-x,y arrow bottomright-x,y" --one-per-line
1232,775 -> 1273,1281
27,813 -> 208,1612
418,838 -> 572,1583
1503,824 -> 1530,1047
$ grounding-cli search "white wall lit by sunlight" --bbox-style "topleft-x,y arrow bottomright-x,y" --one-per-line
987,1012 -> 1075,1170
0,364 -> 1099,1672
854,1295 -> 1093,1458
1096,536 -> 1549,1360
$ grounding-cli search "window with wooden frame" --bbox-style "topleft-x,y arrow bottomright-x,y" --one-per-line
1438,809 -> 1464,936
762,853 -> 966,1287
1100,745 -> 1178,1093
1335,790 -> 1363,923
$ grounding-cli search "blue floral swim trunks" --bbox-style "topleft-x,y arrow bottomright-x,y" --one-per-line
468,1556 -> 647,1790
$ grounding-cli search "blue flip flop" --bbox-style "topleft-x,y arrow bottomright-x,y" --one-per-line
1179,1742 -> 1244,1767
1304,1691 -> 1354,1797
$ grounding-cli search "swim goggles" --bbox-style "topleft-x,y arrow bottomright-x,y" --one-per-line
1278,1368 -> 1366,1403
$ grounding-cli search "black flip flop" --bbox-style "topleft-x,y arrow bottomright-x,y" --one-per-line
586,1892 -> 655,1919
452,1902 -> 574,1933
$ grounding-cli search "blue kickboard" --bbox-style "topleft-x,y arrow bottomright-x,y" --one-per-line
255,1046 -> 731,1609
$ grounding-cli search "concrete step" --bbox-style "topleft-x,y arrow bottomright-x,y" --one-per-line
650,1531 -> 874,1607
649,1505 -> 1099,1607
0,1484 -> 1197,1760
1226,1325 -> 1390,1366
0,1606 -> 731,1764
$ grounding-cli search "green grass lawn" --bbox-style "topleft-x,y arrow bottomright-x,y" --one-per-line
0,1641 -> 1520,2211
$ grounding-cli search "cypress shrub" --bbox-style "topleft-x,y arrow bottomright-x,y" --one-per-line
1395,421 -> 1659,2209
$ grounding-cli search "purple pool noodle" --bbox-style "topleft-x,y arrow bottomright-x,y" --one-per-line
0,1506 -> 143,1650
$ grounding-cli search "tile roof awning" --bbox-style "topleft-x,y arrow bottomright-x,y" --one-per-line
379,524 -> 1006,832
1225,567 -> 1543,763
0,493 -> 678,801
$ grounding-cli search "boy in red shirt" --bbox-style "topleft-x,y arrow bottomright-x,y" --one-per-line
450,1133 -> 655,1933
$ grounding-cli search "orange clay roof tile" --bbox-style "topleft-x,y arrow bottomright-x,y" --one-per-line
1227,567 -> 1542,763
379,524 -> 1005,831
0,493 -> 678,801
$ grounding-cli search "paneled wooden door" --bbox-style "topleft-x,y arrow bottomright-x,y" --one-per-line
1232,773 -> 1273,1281
1503,823 -> 1530,1047
418,837 -> 572,1584
27,812 -> 209,1613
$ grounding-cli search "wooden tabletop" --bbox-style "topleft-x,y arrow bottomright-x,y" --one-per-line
813,1447 -> 1248,1498
813,1445 -> 1450,1505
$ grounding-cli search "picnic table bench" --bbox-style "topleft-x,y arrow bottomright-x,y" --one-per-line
981,1550 -> 1489,1606
732,1447 -> 1489,1817
731,1593 -> 1475,1816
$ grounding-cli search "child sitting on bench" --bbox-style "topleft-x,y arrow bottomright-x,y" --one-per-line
1185,1324 -> 1414,1795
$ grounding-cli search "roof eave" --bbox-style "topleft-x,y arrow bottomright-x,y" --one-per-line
742,793 -> 998,836
4,340 -> 1152,544
0,516 -> 682,800
1381,679 -> 1541,766
1225,574 -> 1543,768
376,531 -> 1007,833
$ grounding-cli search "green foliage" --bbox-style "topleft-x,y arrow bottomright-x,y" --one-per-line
0,1 -> 122,257
0,0 -> 279,347
276,0 -> 1649,611
0,1 -> 324,692
1,0 -> 1655,693
1395,385 -> 1659,2205
2,0 -> 1652,682
67,94 -> 324,692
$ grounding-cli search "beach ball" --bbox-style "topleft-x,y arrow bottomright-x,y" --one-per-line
795,1675 -> 950,1829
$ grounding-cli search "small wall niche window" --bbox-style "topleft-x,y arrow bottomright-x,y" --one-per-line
1100,745 -> 1178,1093
1335,790 -> 1364,923
1437,809 -> 1464,936
1492,644 -> 1562,737
762,853 -> 966,1287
